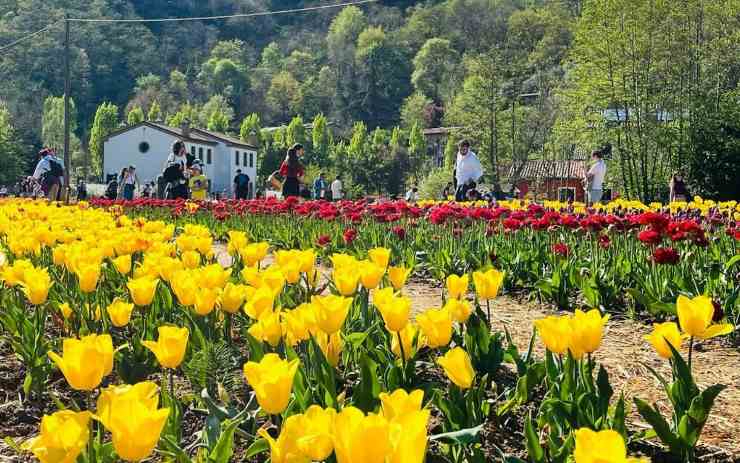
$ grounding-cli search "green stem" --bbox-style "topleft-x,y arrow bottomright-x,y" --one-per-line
397,330 -> 407,379
688,336 -> 694,374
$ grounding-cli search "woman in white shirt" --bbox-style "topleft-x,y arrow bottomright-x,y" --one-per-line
454,139 -> 483,201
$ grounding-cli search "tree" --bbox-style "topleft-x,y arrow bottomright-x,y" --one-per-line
0,105 -> 28,185
411,38 -> 458,103
286,116 -> 306,148
42,96 -> 77,152
327,6 -> 368,125
407,122 -> 426,181
207,109 -> 230,133
89,102 -> 119,176
266,72 -> 303,122
127,106 -> 145,125
166,103 -> 198,128
401,92 -> 434,129
199,95 -> 234,129
311,113 -> 332,167
240,113 -> 262,145
147,101 -> 162,122
444,134 -> 457,170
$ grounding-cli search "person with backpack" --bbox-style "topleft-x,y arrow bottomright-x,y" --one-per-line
233,169 -> 251,199
32,148 -> 64,201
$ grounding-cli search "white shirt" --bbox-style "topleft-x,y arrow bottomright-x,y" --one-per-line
588,159 -> 607,190
166,153 -> 187,171
455,151 -> 483,186
405,189 -> 418,202
32,155 -> 63,180
331,179 -> 342,199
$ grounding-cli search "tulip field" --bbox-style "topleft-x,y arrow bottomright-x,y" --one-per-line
0,198 -> 738,463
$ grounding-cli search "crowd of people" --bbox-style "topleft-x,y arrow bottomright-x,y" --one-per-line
8,139 -> 697,207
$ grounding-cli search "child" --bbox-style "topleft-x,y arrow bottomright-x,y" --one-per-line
189,165 -> 208,200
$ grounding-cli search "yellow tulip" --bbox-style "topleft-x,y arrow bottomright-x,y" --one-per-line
574,428 -> 648,463
645,322 -> 683,359
180,250 -> 201,269
376,296 -> 412,332
313,294 -> 352,334
171,272 -> 197,306
22,267 -> 52,305
200,264 -> 231,289
279,261 -> 302,285
472,268 -> 504,300
379,389 -> 424,421
437,347 -> 475,389
112,254 -> 132,275
76,264 -> 100,293
142,326 -> 189,369
297,249 -> 316,274
331,253 -> 358,271
107,299 -> 135,328
258,415 -> 309,463
244,286 -> 275,319
296,405 -> 337,461
444,298 -> 472,323
240,242 -> 270,267
261,266 -> 286,296
221,282 -> 248,314
388,266 -> 412,291
248,309 -> 285,347
372,287 -> 396,307
59,302 -> 74,320
306,268 -> 320,289
96,381 -> 170,462
316,331 -> 343,367
571,309 -> 609,355
416,307 -> 453,348
193,287 -> 221,316
283,304 -> 314,345
334,270 -> 359,296
333,407 -> 390,463
227,230 -> 249,256
2,259 -> 33,286
243,354 -> 300,414
368,247 -> 391,269
240,265 -> 261,286
360,261 -> 385,290
127,277 -> 158,306
387,409 -> 430,463
676,294 -> 733,339
48,334 -> 114,391
534,315 -> 573,355
23,410 -> 92,463
391,323 -> 419,361
446,274 -> 469,300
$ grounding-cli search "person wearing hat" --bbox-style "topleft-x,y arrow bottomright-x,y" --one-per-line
189,164 -> 208,200
121,165 -> 140,200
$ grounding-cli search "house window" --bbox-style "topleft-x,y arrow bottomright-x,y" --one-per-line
207,149 -> 212,165
243,152 -> 247,166
249,152 -> 254,168
558,187 -> 576,202
190,146 -> 196,156
198,147 -> 203,161
235,150 -> 240,166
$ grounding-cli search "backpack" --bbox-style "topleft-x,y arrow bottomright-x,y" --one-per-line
48,158 -> 64,178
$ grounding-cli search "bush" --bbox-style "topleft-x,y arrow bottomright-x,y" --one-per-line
418,167 -> 453,200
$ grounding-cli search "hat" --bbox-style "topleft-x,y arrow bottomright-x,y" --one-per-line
129,164 -> 136,169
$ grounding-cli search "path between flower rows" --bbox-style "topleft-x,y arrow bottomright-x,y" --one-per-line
212,245 -> 740,459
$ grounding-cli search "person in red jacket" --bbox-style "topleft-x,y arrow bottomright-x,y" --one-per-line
279,143 -> 305,198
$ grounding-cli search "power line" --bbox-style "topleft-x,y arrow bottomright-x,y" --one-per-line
68,0 -> 378,23
0,21 -> 61,54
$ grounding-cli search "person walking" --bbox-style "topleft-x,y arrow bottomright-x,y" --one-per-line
669,171 -> 689,202
32,148 -> 64,201
585,149 -> 607,206
331,175 -> 343,201
122,165 -> 139,200
279,143 -> 305,198
454,140 -> 483,201
233,169 -> 251,199
313,172 -> 328,200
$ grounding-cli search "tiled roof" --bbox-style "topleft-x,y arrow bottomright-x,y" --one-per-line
189,127 -> 257,149
508,159 -> 587,180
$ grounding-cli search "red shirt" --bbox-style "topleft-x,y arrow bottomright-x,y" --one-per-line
279,161 -> 304,178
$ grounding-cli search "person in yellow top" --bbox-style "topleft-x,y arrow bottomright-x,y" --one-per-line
188,164 -> 208,200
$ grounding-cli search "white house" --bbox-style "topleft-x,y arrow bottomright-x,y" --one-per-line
103,121 -> 258,197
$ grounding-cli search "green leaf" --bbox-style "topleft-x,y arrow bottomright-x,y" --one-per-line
633,397 -> 683,455
612,395 -> 627,440
208,418 -> 243,463
245,438 -> 269,459
354,353 -> 380,412
687,384 -> 726,427
724,254 -> 740,271
524,413 -> 545,463
428,424 -> 484,444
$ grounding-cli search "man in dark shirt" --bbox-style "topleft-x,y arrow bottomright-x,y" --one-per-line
233,169 -> 251,199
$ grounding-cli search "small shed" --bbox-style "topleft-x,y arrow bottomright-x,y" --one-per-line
508,159 -> 588,202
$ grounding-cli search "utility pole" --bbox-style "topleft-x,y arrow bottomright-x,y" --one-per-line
63,16 -> 71,202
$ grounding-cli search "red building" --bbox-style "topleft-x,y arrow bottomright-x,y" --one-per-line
508,160 -> 588,202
